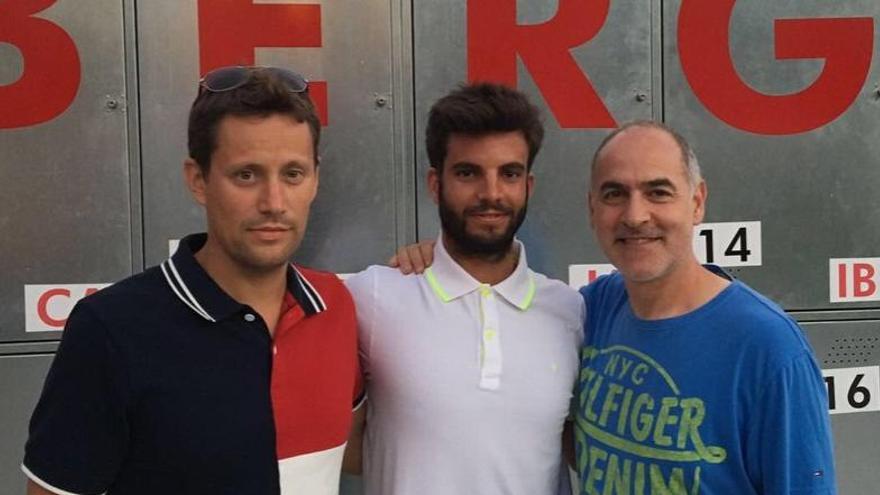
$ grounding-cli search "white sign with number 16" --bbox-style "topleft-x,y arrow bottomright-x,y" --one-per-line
822,366 -> 880,415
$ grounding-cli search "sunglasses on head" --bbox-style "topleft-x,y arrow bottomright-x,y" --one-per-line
198,66 -> 309,94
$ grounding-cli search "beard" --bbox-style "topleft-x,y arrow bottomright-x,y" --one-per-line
437,180 -> 528,258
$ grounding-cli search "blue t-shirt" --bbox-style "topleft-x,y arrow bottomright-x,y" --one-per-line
575,270 -> 835,495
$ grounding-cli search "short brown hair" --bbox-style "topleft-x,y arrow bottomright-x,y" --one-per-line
426,83 -> 544,172
187,68 -> 321,172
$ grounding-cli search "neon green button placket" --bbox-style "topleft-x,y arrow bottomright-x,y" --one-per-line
478,283 -> 502,390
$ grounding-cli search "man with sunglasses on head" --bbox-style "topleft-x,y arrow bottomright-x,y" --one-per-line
344,83 -> 584,495
23,66 -> 363,495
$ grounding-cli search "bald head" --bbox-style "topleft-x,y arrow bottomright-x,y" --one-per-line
591,121 -> 702,190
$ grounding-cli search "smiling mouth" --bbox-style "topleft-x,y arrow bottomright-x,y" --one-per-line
617,237 -> 661,245
469,213 -> 510,226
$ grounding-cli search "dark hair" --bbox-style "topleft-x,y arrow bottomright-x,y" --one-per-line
590,120 -> 702,188
187,69 -> 321,172
426,83 -> 544,171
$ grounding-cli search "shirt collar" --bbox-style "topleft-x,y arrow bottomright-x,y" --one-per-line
423,235 -> 536,311
160,233 -> 327,322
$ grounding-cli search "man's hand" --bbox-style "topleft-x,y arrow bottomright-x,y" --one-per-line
388,240 -> 436,274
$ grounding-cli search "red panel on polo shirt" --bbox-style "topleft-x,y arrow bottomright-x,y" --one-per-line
270,267 -> 362,460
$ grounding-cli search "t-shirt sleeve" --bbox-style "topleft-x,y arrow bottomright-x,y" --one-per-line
747,351 -> 836,495
352,343 -> 366,410
23,300 -> 130,495
344,268 -> 377,380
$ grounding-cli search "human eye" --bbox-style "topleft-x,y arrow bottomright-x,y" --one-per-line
453,167 -> 476,179
501,167 -> 525,181
601,188 -> 625,203
648,188 -> 674,201
234,168 -> 256,183
284,167 -> 305,183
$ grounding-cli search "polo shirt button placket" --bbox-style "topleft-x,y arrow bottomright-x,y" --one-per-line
244,313 -> 256,322
478,284 -> 502,391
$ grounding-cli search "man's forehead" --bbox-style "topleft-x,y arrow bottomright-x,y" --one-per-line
592,127 -> 686,179
444,131 -> 529,162
601,126 -> 678,158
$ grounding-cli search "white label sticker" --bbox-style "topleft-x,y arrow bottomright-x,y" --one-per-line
692,221 -> 761,267
829,258 -> 880,303
24,284 -> 112,332
568,264 -> 616,288
822,366 -> 880,415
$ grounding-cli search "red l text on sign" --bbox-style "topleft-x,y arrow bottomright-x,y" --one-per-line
24,284 -> 110,332
830,258 -> 880,303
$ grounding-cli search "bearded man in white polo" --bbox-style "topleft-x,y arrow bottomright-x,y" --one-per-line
345,83 -> 583,495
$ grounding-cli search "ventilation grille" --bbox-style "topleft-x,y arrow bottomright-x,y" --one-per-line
823,337 -> 877,366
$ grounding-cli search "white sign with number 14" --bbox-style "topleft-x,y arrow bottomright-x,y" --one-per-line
692,221 -> 762,267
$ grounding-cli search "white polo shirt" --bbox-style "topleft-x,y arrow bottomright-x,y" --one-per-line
345,239 -> 584,495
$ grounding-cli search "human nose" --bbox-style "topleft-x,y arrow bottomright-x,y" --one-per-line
477,174 -> 503,203
258,177 -> 286,215
621,194 -> 650,227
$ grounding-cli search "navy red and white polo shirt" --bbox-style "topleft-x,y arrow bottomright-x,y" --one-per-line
23,233 -> 363,495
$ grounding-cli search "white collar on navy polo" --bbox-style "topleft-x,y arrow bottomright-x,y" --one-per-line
423,235 -> 536,311
160,233 -> 327,323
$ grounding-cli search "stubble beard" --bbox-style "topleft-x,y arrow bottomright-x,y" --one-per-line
229,220 -> 302,275
437,180 -> 528,261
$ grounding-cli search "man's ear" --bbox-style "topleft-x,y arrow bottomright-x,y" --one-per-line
184,158 -> 208,206
309,161 -> 320,202
587,192 -> 595,229
526,172 -> 535,200
692,180 -> 707,225
427,166 -> 440,205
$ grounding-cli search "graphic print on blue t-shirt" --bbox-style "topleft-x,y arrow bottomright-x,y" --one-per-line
575,344 -> 727,493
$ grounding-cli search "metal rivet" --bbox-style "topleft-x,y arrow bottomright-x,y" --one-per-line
106,98 -> 119,110
375,95 -> 387,107
635,92 -> 647,102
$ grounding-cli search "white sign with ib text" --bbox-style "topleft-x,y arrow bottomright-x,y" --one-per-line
829,258 -> 880,303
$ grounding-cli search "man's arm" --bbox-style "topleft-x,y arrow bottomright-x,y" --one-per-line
342,402 -> 366,474
749,351 -> 836,494
22,302 -> 128,494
